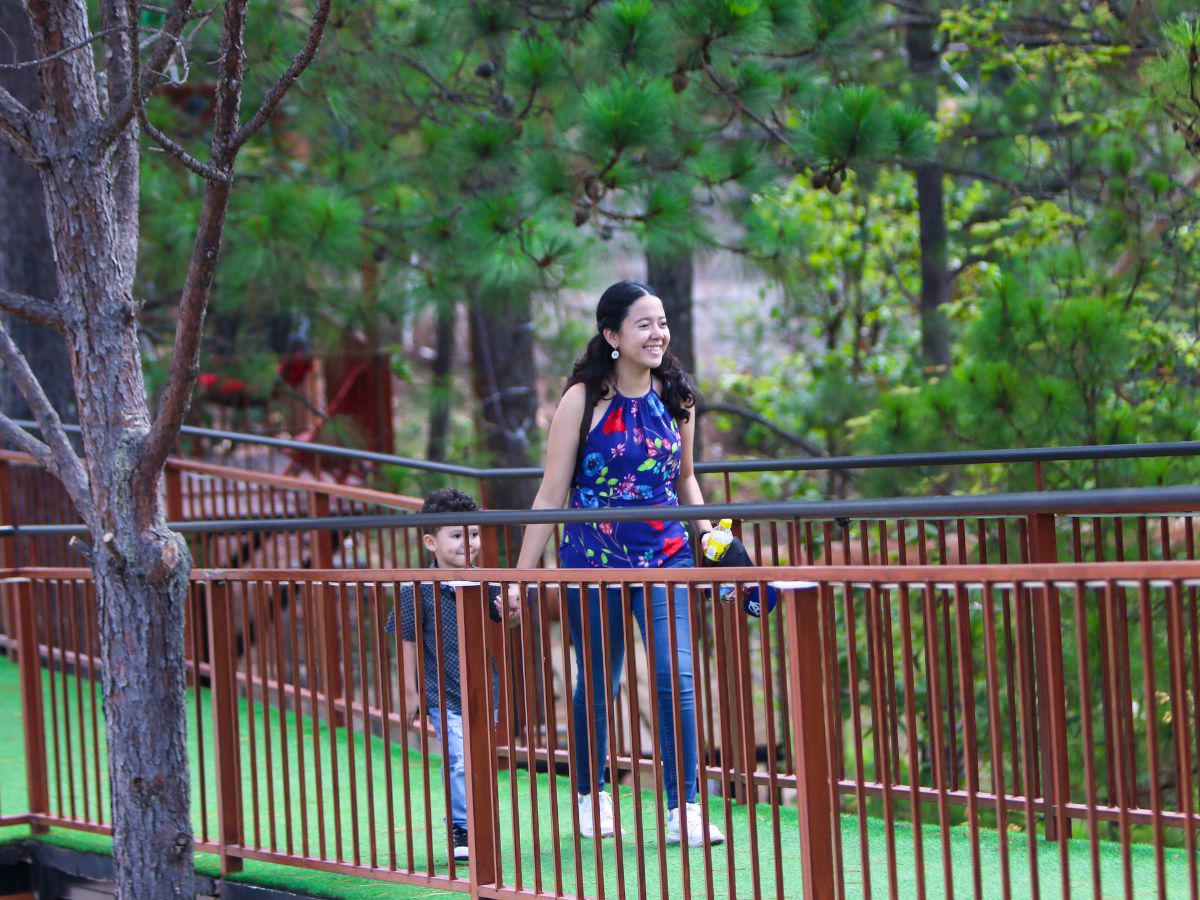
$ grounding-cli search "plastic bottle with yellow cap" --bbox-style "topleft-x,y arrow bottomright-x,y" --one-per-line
703,518 -> 734,563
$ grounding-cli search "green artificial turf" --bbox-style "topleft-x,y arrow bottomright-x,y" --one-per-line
0,655 -> 1192,898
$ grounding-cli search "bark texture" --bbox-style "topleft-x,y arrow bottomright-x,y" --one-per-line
906,8 -> 952,373
31,6 -> 194,882
646,247 -> 697,376
426,298 -> 456,461
646,246 -> 702,459
46,158 -> 193,895
0,5 -> 73,425
469,285 -> 538,515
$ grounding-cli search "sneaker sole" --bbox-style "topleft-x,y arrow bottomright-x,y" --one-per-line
667,834 -> 726,847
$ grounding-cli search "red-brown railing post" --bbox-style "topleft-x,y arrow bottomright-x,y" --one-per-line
477,521 -> 511,746
205,579 -> 244,874
723,519 -> 759,805
311,492 -> 344,724
0,460 -> 18,660
0,458 -> 15,566
1026,511 -> 1070,841
165,464 -> 184,523
732,602 -> 758,802
783,582 -> 835,899
711,598 -> 748,803
455,582 -> 500,894
479,525 -> 501,569
477,481 -> 512,749
13,577 -> 49,833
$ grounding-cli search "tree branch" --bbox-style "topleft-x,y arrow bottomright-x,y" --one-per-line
139,111 -> 231,181
0,287 -> 64,330
957,119 -> 1083,143
898,157 -> 1075,197
0,25 -> 125,70
135,0 -> 250,521
702,62 -> 797,153
23,1 -> 104,133
0,322 -> 92,522
138,0 -> 332,519
949,252 -> 990,281
104,0 -> 140,274
229,0 -> 333,151
0,83 -> 39,162
1109,168 -> 1200,280
697,401 -> 828,459
0,415 -> 55,468
90,0 -> 193,153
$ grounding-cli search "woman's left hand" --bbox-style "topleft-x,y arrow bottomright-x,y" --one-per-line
504,583 -> 524,624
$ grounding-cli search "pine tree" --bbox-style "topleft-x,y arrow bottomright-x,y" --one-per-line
140,1 -> 932,503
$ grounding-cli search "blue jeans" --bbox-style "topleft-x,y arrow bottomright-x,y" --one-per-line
429,708 -> 467,829
566,574 -> 698,809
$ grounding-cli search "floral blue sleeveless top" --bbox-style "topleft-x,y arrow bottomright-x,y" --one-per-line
559,388 -> 692,569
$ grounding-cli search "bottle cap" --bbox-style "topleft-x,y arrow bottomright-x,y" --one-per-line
718,518 -> 733,529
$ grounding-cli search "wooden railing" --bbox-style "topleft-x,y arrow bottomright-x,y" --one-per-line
5,559 -> 1200,898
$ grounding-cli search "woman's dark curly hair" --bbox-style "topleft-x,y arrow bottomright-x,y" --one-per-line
564,280 -> 698,433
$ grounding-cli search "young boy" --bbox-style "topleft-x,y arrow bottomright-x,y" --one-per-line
385,487 -> 500,862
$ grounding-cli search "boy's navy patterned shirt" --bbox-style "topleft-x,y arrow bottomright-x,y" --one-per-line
384,563 -> 500,715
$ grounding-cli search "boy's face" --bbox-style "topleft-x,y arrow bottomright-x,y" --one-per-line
422,524 -> 481,569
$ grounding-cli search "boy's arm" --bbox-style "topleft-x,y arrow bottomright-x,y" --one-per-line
487,585 -> 504,623
399,638 -> 421,722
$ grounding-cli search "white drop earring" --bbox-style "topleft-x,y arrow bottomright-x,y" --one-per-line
611,348 -> 620,360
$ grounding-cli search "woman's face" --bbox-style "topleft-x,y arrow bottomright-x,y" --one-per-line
606,294 -> 670,370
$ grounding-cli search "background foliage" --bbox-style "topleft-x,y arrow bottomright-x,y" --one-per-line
135,1 -> 1200,499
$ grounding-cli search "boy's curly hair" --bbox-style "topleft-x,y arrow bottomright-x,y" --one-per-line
420,487 -> 479,535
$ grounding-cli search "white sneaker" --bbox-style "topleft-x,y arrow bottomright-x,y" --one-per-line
666,802 -> 725,847
577,791 -> 625,838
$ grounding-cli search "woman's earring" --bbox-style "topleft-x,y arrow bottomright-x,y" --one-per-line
611,348 -> 620,360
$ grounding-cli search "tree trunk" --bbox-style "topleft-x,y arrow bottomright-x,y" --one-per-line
646,247 -> 697,376
27,2 -> 194,884
906,11 -> 952,373
44,150 -> 195,897
94,538 -> 192,896
4,1 -> 328,895
468,284 -> 538,516
647,247 -> 704,459
426,298 -> 456,461
0,4 -> 74,425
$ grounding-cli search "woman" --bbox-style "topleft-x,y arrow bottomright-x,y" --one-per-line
508,279 -> 724,848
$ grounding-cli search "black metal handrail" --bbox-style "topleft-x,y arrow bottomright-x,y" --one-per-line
9,484 -> 1200,539
18,419 -> 1200,480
